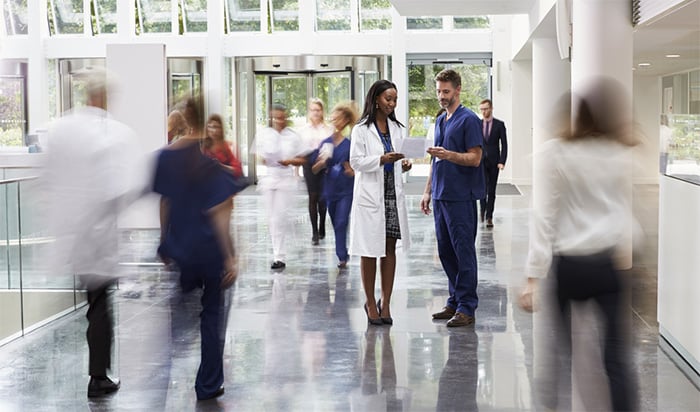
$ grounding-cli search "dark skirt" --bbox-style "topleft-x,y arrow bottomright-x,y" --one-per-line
384,171 -> 401,239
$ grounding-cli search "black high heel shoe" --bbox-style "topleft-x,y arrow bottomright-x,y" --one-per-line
364,303 -> 383,326
377,299 -> 393,325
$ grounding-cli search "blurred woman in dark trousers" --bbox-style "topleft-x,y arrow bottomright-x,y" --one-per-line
520,78 -> 639,411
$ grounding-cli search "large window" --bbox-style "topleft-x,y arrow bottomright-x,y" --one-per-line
359,0 -> 391,31
2,0 -> 28,35
407,60 -> 490,138
0,75 -> 27,147
315,0 -> 351,31
225,0 -> 261,32
136,0 -> 173,33
406,16 -> 442,30
93,0 -> 117,34
181,0 -> 207,32
269,0 -> 298,32
48,0 -> 85,34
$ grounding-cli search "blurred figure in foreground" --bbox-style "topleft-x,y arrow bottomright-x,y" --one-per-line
154,98 -> 246,400
311,102 -> 359,268
519,78 -> 639,411
256,104 -> 307,270
300,98 -> 334,245
45,69 -> 142,397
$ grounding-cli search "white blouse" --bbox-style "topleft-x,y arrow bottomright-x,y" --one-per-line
525,137 -> 639,278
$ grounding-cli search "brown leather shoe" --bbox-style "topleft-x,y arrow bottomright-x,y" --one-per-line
432,306 -> 456,320
446,311 -> 475,327
486,218 -> 494,228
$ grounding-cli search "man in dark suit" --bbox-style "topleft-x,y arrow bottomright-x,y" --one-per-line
479,99 -> 508,228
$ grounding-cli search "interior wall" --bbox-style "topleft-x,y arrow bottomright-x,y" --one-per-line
491,15 -> 514,184
107,43 -> 167,229
633,74 -> 662,184
510,59 -> 533,186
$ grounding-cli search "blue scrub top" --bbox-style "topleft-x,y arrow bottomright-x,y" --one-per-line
315,137 -> 354,202
153,142 -> 247,264
431,105 -> 485,201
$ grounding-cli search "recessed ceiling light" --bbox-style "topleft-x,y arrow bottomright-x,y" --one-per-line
638,62 -> 651,67
666,54 -> 681,58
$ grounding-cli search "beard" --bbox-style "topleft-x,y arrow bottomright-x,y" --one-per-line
439,97 -> 454,108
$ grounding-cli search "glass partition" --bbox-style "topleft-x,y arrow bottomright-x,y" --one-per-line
2,0 -> 28,35
315,0 -> 351,31
225,0 -> 261,32
0,173 -> 87,346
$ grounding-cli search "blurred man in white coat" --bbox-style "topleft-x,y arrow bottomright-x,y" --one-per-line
45,69 -> 143,398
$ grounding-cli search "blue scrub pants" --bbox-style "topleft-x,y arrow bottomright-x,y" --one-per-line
433,199 -> 479,316
179,260 -> 231,399
327,194 -> 352,262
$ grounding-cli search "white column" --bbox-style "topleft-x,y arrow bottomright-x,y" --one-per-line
531,36 -> 570,411
207,0 -> 225,116
532,37 -> 570,150
390,8 -> 407,124
571,0 -> 633,269
26,0 -> 49,132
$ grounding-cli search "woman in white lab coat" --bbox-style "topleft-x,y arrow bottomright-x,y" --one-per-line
349,80 -> 412,326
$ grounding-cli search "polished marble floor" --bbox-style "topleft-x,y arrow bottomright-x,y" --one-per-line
0,182 -> 698,411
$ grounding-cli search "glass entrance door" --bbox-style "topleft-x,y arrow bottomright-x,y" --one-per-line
235,55 -> 383,181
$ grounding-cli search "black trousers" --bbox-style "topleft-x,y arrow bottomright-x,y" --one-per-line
549,252 -> 638,411
479,159 -> 499,219
83,276 -> 116,377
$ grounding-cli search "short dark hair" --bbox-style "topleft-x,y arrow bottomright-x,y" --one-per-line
435,69 -> 461,89
479,99 -> 492,107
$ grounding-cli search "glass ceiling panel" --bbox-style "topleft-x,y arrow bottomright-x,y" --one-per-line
50,0 -> 85,35
182,0 -> 207,33
2,0 -> 28,35
225,0 -> 260,32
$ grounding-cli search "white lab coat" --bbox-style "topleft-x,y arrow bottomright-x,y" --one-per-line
348,120 -> 410,258
44,106 -> 143,278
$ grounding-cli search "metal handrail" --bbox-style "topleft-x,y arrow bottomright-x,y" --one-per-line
0,176 -> 39,185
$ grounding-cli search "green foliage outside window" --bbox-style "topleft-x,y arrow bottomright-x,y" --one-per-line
270,0 -> 299,32
407,17 -> 442,30
408,64 -> 489,138
316,0 -> 351,31
453,16 -> 489,29
0,79 -> 25,147
360,0 -> 391,31
3,0 -> 28,35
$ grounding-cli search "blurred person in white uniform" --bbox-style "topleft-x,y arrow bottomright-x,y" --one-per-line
44,69 -> 144,398
256,104 -> 307,270
519,78 -> 640,411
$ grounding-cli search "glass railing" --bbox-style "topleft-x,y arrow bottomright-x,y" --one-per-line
660,114 -> 700,186
0,171 -> 87,346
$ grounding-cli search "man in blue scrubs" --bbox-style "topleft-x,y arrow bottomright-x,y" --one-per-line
421,69 -> 485,327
